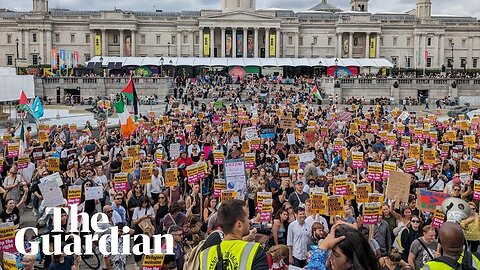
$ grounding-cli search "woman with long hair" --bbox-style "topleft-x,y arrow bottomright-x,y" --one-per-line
267,244 -> 289,270
131,196 -> 155,268
271,208 -> 288,246
306,224 -> 380,270
379,248 -> 403,270
400,215 -> 423,262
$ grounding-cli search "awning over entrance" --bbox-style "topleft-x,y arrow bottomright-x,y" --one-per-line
86,57 -> 394,68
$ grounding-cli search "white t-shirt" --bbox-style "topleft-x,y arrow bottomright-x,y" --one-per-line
132,206 -> 154,221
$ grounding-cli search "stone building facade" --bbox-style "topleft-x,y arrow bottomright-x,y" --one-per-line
1,0 -> 479,71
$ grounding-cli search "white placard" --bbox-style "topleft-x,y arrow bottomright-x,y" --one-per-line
245,127 -> 257,141
299,152 -> 316,163
39,180 -> 65,207
84,186 -> 104,201
40,172 -> 64,187
170,143 -> 181,159
287,134 -> 295,145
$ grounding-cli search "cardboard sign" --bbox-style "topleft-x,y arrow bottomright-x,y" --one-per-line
416,190 -> 450,213
47,157 -> 60,172
113,173 -> 129,191
367,162 -> 383,182
140,168 -> 152,185
213,150 -> 225,165
310,189 -> 328,215
7,143 -> 19,158
280,117 -> 296,130
356,183 -> 372,203
142,254 -> 165,270
85,186 -> 103,201
244,153 -> 256,169
327,196 -> 344,216
165,168 -> 178,188
334,176 -> 349,196
17,155 -> 29,169
363,203 -> 382,225
39,179 -> 65,207
288,155 -> 300,170
121,157 -> 133,173
432,206 -> 446,229
386,171 -> 411,206
214,179 -> 226,198
67,185 -> 82,206
0,223 -> 16,253
352,152 -> 364,168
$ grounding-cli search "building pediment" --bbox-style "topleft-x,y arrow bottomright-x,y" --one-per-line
199,10 -> 280,28
201,10 -> 276,21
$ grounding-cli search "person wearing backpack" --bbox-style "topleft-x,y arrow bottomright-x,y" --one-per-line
421,222 -> 480,270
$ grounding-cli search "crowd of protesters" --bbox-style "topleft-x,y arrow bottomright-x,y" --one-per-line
1,77 -> 480,270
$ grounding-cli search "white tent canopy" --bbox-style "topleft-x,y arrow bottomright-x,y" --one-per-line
87,56 -> 394,68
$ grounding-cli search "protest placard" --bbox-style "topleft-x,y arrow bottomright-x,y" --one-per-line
187,164 -> 199,184
432,206 -> 446,229
39,179 -> 65,207
256,192 -> 273,212
327,196 -> 344,216
472,159 -> 480,174
352,152 -> 364,168
170,143 -> 181,159
474,180 -> 480,201
403,158 -> 417,173
140,168 -> 152,185
40,172 -> 63,186
0,156 -> 3,172
67,185 -> 82,206
334,139 -> 343,151
165,168 -> 178,188
224,159 -> 247,198
85,186 -> 103,200
288,155 -> 300,170
286,134 -> 295,145
310,189 -> 328,215
356,183 -> 372,204
114,173 -> 129,191
278,161 -> 290,177
47,157 -> 60,172
386,171 -> 411,207
17,155 -> 29,169
401,136 -> 410,148
367,162 -> 383,182
142,253 -> 165,270
368,193 -> 384,203
244,153 -> 256,169
121,157 -> 133,173
3,252 -> 17,270
383,161 -> 397,179
213,150 -> 225,165
214,179 -> 226,198
127,145 -> 139,160
241,141 -> 250,153
260,199 -> 273,222
334,176 -> 349,196
250,138 -> 261,150
363,203 -> 382,225
416,189 -> 450,213
38,130 -> 48,144
409,144 -> 421,159
0,223 -> 16,253
280,117 -> 296,130
7,143 -> 19,158
299,152 -> 315,163
221,190 -> 237,202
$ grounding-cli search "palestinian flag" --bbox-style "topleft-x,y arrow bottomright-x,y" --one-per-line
114,97 -> 136,138
122,78 -> 139,116
19,90 -> 29,111
312,85 -> 322,100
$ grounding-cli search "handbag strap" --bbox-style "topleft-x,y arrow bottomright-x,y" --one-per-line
216,244 -> 224,270
418,238 -> 435,260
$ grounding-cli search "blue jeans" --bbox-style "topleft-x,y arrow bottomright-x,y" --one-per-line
293,257 -> 307,268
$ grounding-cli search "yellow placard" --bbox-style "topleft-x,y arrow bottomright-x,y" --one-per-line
409,144 -> 421,159
203,33 -> 210,57
327,196 -> 344,216
369,35 -> 377,58
288,154 -> 300,170
165,168 -> 178,188
142,254 -> 165,267
47,157 -> 60,172
121,157 -> 133,173
310,189 -> 328,215
269,34 -> 276,57
38,130 -> 48,144
223,121 -> 232,132
139,168 -> 152,185
94,33 -> 102,56
423,149 -> 436,165
465,135 -> 476,148
221,190 -> 237,202
127,145 -> 139,159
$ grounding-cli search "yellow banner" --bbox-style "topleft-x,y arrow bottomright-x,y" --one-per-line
94,34 -> 102,56
203,33 -> 210,57
269,34 -> 276,57
369,35 -> 376,58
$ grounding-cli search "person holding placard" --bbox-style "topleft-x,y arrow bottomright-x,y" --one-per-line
460,202 -> 480,252
0,185 -> 28,226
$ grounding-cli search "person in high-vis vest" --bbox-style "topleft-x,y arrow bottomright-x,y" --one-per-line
199,199 -> 268,270
421,222 -> 480,270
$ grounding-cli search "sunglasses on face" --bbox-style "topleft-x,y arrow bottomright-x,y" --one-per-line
411,220 -> 420,223
115,198 -> 123,200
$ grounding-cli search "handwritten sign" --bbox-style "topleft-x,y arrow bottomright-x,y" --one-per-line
39,179 -> 65,207
85,186 -> 103,201
416,189 -> 450,213
386,171 -> 411,207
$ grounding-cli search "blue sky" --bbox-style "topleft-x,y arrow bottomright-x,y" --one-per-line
1,0 -> 479,17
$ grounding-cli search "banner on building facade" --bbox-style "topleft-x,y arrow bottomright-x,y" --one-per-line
124,35 -> 132,57
203,33 -> 210,57
94,34 -> 102,56
59,49 -> 66,69
269,34 -> 276,57
247,32 -> 254,58
226,33 -> 232,57
66,50 -> 73,69
51,49 -> 58,69
369,35 -> 376,58
73,51 -> 79,68
236,33 -> 243,57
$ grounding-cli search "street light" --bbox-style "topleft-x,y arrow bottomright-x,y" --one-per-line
450,42 -> 454,75
169,60 -> 173,77
38,56 -> 43,77
160,56 -> 164,76
334,58 -> 339,78
15,38 -> 19,74
167,42 -> 171,57
318,60 -> 322,77
463,59 -> 467,74
99,56 -> 104,77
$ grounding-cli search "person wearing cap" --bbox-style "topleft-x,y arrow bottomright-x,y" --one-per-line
288,179 -> 309,211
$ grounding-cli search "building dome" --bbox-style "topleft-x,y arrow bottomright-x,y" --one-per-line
309,0 -> 342,13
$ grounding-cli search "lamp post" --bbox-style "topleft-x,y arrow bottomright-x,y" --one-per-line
99,56 -> 104,77
450,42 -> 454,75
160,57 -> 164,77
463,59 -> 467,74
334,58 -> 339,78
15,38 -> 19,74
169,59 -> 174,77
318,60 -> 322,77
311,43 -> 314,58
167,42 -> 171,57
38,56 -> 43,77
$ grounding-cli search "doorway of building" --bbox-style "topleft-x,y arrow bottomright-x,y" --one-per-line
418,90 -> 429,104
65,88 -> 81,104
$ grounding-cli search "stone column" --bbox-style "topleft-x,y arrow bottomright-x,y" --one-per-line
232,28 -> 237,58
199,28 -> 204,57
221,28 -> 226,57
294,32 -> 299,58
210,28 -> 215,57
348,32 -> 353,58
177,32 -> 181,57
414,33 -> 420,69
120,30 -> 124,57
39,29 -> 44,61
365,32 -> 370,58
131,30 -> 136,56
190,31 -> 195,57
439,35 -> 445,68
46,30 -> 52,64
376,34 -> 380,59
276,29 -> 280,58
337,33 -> 342,58
265,28 -> 269,58
254,27 -> 259,58
101,29 -> 107,56
90,30 -> 95,58
243,28 -> 248,58
25,30 -> 30,62
468,37 -> 473,69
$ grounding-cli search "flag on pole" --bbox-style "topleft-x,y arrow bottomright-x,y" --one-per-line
312,85 -> 322,100
19,122 -> 26,155
19,90 -> 29,111
121,78 -> 139,116
113,97 -> 136,138
30,96 -> 44,119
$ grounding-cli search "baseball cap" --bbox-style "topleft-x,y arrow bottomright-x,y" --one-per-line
294,180 -> 304,185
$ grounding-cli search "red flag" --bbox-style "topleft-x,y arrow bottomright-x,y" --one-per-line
19,90 -> 29,111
